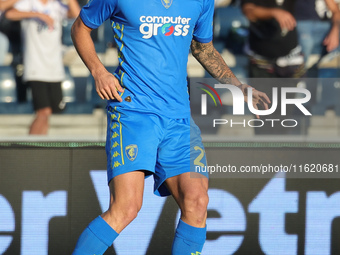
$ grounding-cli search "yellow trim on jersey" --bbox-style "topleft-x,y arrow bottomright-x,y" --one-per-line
113,22 -> 125,64
115,106 -> 125,165
120,72 -> 125,86
113,22 -> 126,85
119,24 -> 125,51
118,69 -> 126,87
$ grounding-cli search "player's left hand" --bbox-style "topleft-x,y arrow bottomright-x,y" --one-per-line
238,84 -> 271,119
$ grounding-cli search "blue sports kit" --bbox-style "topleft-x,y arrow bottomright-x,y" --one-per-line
73,0 -> 214,253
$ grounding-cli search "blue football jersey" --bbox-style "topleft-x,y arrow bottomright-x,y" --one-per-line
80,0 -> 214,118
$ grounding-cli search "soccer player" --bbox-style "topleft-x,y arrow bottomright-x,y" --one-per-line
71,0 -> 270,254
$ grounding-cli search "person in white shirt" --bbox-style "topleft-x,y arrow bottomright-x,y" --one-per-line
6,0 -> 80,134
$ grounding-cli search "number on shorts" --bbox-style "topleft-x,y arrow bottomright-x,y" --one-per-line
194,146 -> 205,167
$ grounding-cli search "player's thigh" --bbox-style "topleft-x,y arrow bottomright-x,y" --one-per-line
103,171 -> 145,231
105,107 -> 161,181
165,118 -> 208,205
108,170 -> 145,210
164,118 -> 208,201
155,117 -> 208,197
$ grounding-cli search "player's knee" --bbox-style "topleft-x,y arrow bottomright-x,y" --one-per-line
195,193 -> 209,215
121,203 -> 141,225
110,198 -> 142,224
181,191 -> 209,220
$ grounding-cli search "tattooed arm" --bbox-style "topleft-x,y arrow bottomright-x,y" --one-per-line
190,39 -> 270,114
190,40 -> 242,86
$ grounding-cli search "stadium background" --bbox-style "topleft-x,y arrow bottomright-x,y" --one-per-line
0,142 -> 340,254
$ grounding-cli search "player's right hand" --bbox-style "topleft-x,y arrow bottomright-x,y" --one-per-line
94,71 -> 124,102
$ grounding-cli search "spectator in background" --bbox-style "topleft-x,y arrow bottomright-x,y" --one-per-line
0,0 -> 19,64
295,0 -> 340,76
241,0 -> 306,134
241,0 -> 305,79
6,0 -> 80,135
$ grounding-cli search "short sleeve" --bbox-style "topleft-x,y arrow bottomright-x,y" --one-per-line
192,0 -> 214,43
14,0 -> 31,12
80,0 -> 117,29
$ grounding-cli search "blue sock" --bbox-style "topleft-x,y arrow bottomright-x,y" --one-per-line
73,216 -> 119,255
172,219 -> 206,255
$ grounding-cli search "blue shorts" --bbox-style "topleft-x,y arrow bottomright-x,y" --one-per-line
105,106 -> 207,197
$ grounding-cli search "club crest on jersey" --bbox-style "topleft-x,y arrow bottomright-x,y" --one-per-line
125,144 -> 138,161
161,0 -> 173,9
